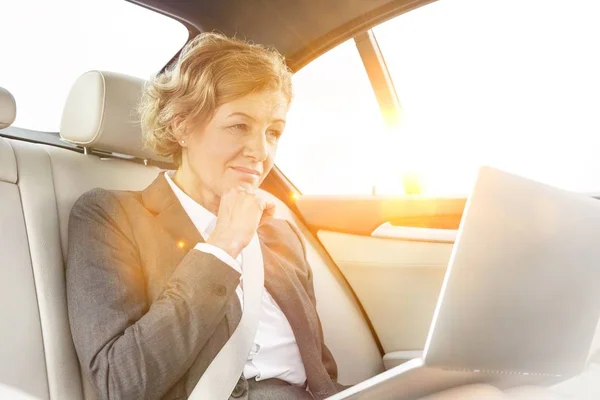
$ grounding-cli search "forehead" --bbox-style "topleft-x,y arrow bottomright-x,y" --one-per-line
216,91 -> 289,121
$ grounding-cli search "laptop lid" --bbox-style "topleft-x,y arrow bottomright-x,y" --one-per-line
422,166 -> 600,378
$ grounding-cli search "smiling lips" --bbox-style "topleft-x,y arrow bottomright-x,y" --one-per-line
231,166 -> 261,178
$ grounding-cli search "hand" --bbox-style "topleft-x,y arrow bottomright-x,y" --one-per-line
206,187 -> 275,259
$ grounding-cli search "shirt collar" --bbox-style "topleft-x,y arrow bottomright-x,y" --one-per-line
164,171 -> 217,240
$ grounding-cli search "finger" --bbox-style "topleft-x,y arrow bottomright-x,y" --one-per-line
259,202 -> 276,226
237,184 -> 255,194
263,201 -> 276,216
256,195 -> 273,210
222,187 -> 240,200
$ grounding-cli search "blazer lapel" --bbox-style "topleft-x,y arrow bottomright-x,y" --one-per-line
142,172 -> 202,251
261,243 -> 320,343
261,240 -> 322,347
141,172 -> 242,334
259,224 -> 338,397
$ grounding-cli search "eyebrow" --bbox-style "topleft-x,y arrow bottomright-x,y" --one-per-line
227,112 -> 286,125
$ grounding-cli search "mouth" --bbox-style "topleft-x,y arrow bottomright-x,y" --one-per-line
231,166 -> 261,178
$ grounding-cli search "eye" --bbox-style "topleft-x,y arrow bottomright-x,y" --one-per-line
229,123 -> 249,133
267,129 -> 282,142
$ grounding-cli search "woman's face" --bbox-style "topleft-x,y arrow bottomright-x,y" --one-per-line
178,90 -> 288,205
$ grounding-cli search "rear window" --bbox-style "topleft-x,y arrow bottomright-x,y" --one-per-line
0,0 -> 188,132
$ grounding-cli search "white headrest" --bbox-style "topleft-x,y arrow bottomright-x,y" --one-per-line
60,71 -> 168,162
0,87 -> 17,129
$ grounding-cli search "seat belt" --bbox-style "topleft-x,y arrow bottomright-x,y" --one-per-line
189,234 -> 264,400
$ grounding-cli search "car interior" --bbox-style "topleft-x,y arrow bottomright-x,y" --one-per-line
1,0 -> 600,399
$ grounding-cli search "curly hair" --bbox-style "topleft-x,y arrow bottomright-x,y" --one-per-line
138,32 -> 293,166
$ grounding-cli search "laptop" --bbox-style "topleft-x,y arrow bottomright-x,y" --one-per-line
328,166 -> 600,400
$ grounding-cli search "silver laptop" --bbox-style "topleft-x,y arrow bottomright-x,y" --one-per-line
329,166 -> 600,400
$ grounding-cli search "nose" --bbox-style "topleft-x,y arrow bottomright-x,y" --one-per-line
244,130 -> 269,162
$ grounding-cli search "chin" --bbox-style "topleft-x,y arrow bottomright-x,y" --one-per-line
234,182 -> 252,191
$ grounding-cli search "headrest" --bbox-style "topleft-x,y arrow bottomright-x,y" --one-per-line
0,87 -> 17,129
60,71 -> 168,162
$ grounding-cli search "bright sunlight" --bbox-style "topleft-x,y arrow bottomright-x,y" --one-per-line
280,0 -> 600,196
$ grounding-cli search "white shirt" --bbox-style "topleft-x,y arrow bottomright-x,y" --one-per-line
164,172 -> 307,386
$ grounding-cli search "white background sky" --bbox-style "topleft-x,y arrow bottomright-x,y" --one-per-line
2,0 -> 600,196
0,0 -> 188,131
280,0 -> 600,195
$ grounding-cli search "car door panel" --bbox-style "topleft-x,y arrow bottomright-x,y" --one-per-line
295,196 -> 465,235
317,230 -> 452,354
296,196 -> 464,369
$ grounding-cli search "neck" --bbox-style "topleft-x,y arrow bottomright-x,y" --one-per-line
172,167 -> 220,215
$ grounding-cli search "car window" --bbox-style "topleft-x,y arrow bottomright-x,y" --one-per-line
276,40 -> 388,195
0,0 -> 188,132
280,0 -> 600,196
375,0 -> 600,195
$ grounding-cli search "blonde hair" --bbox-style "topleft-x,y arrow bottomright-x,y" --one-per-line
138,32 -> 293,166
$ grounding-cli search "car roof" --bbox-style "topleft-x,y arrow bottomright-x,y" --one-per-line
132,0 -> 434,70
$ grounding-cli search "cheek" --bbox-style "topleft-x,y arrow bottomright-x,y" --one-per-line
262,148 -> 277,175
268,142 -> 278,162
267,148 -> 276,166
190,137 -> 236,169
186,144 -> 224,188
187,144 -> 211,171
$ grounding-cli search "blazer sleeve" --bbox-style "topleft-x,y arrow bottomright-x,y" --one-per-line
66,189 -> 241,400
286,221 -> 339,382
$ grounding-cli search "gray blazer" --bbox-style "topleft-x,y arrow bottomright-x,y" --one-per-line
66,173 -> 341,400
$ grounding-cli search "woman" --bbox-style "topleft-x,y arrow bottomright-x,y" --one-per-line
66,33 -> 341,400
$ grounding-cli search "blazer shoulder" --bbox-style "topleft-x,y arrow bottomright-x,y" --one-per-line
72,187 -> 142,214
70,188 -> 145,233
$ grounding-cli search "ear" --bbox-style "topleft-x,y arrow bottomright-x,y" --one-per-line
171,116 -> 191,146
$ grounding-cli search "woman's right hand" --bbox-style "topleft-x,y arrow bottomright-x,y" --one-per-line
206,187 -> 275,259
